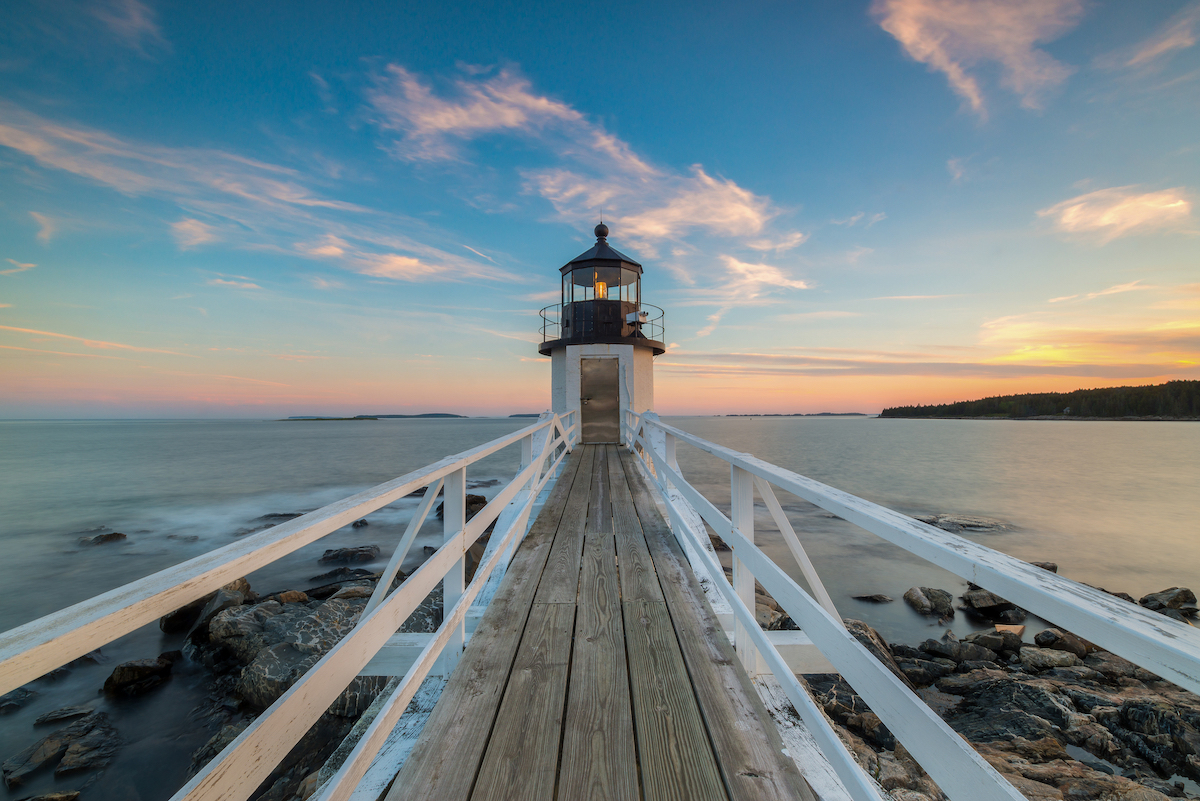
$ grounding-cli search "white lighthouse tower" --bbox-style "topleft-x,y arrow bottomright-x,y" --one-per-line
539,223 -> 665,444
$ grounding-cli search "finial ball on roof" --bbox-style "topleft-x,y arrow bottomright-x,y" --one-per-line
594,222 -> 609,239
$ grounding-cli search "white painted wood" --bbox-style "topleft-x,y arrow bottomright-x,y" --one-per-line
630,426 -> 1026,801
0,416 -> 558,696
345,676 -> 447,801
178,444 -> 548,801
731,464 -> 760,674
439,467 -> 466,677
752,475 -> 842,624
639,417 -> 1200,696
753,675 -> 860,801
308,462 -> 543,801
363,479 -> 443,617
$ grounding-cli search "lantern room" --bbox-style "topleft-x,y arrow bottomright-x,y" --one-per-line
539,224 -> 665,444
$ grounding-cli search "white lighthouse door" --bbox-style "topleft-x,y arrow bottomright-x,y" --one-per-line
580,358 -> 620,444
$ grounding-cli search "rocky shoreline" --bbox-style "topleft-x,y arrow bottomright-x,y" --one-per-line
4,537 -> 1198,801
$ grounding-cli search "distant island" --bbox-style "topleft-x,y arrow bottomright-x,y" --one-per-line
282,413 -> 468,421
282,417 -> 378,421
725,412 -> 868,417
509,413 -> 543,418
879,380 -> 1199,420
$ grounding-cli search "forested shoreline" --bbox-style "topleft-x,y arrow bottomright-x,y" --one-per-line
880,380 -> 1200,419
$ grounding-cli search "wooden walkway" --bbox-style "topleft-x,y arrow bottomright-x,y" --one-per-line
385,445 -> 815,801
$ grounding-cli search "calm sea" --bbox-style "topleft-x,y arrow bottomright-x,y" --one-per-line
0,416 -> 1197,799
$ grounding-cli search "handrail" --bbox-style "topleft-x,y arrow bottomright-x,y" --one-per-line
0,409 -> 579,801
622,409 -> 1200,801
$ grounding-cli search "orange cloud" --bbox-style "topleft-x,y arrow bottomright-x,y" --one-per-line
872,0 -> 1084,116
1037,186 -> 1192,242
2,259 -> 36,276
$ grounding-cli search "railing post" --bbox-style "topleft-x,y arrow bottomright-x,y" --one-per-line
438,467 -> 466,676
730,465 -> 761,674
664,432 -> 677,490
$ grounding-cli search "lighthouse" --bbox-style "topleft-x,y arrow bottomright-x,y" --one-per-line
540,223 -> 666,444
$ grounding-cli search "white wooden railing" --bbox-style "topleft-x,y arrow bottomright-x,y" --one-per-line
624,410 -> 1200,801
0,410 -> 578,801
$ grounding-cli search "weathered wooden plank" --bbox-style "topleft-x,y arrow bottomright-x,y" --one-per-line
623,596 -> 727,801
470,603 -> 574,801
385,450 -> 585,801
558,458 -> 638,801
587,444 -> 611,535
619,449 -> 817,801
606,445 -> 661,604
533,446 -> 595,604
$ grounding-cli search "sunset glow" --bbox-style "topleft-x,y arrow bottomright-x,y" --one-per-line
1,1 -> 1197,417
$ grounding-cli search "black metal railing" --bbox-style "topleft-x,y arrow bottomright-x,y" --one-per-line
540,302 -> 664,345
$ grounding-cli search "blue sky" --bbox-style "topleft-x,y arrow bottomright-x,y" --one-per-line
1,0 -> 1197,416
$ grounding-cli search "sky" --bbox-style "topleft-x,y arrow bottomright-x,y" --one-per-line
0,0 -> 1197,417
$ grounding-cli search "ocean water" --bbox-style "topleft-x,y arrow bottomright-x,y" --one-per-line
0,415 -> 1197,799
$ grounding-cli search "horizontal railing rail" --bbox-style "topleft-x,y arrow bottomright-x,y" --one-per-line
0,409 -> 579,801
625,410 -> 1200,801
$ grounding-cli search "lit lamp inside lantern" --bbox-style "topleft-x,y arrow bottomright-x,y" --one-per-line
594,281 -> 608,299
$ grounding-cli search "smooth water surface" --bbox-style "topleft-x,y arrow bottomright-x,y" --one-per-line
0,415 -> 1196,800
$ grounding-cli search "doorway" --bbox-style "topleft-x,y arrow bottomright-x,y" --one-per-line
580,358 -> 620,443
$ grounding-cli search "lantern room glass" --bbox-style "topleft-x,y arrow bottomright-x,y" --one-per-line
562,266 -> 640,305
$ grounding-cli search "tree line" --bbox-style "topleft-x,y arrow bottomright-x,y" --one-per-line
879,380 -> 1200,419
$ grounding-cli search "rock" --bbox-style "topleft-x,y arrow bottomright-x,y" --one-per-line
2,712 -> 116,787
995,623 -> 1027,638
309,567 -> 374,583
1084,651 -> 1160,683
78,532 -> 126,545
436,494 -> 486,520
898,659 -> 953,687
351,519 -> 369,528
1020,647 -> 1082,672
936,668 -> 1008,694
708,534 -> 731,552
19,792 -> 82,801
160,594 -> 210,633
1030,561 -> 1059,573
1159,609 -> 1193,624
319,545 -> 381,564
0,688 -> 36,715
34,707 -> 92,725
331,586 -> 374,600
756,603 -> 783,630
961,588 -> 1016,615
964,631 -> 1006,652
1035,628 -> 1089,658
1140,588 -> 1197,612
422,545 -> 437,557
903,587 -> 955,617
852,594 -> 893,603
843,619 -> 915,690
998,608 -> 1028,624
916,514 -> 1007,533
277,590 -> 309,604
188,578 -> 253,639
103,657 -> 173,695
188,719 -> 253,778
917,687 -> 963,715
55,722 -> 121,775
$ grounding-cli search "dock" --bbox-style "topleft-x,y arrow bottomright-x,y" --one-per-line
391,444 -> 814,801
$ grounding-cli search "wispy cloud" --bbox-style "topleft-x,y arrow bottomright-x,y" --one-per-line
0,324 -> 189,355
1049,280 -> 1155,304
30,212 -> 56,243
207,278 -> 261,289
947,157 -> 966,182
1037,186 -> 1193,242
775,311 -> 862,321
831,212 -> 886,227
171,218 -> 218,248
0,104 -> 507,284
0,344 -> 125,359
306,276 -> 344,291
871,0 -> 1084,117
1125,2 -> 1200,68
871,294 -> 961,300
365,65 -> 802,256
2,259 -> 36,276
295,234 -> 509,281
90,0 -> 170,57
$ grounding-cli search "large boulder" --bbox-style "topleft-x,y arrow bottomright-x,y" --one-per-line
102,657 -> 173,696
1034,628 -> 1089,658
1019,647 -> 1082,672
318,546 -> 380,564
1140,588 -> 1197,613
0,688 -> 36,715
2,712 -> 118,787
903,587 -> 955,618
843,619 -> 915,690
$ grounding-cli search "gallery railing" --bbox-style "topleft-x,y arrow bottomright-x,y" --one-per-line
0,410 -> 578,801
624,409 -> 1200,801
538,302 -> 664,344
